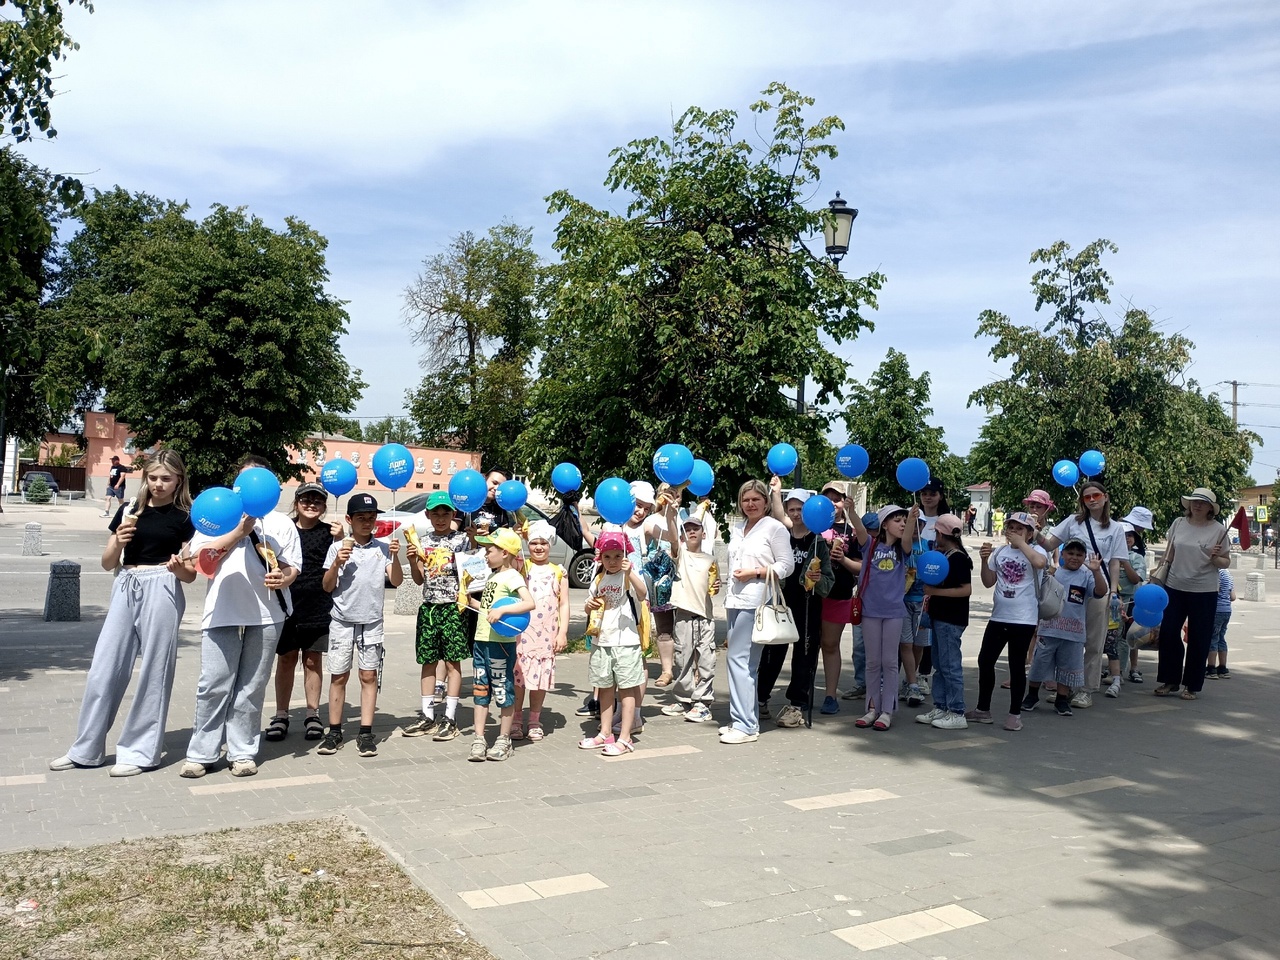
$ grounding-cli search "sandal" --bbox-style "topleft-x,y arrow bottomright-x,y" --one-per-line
510,722 -> 525,741
527,724 -> 544,742
265,715 -> 289,741
601,739 -> 635,757
1180,690 -> 1198,700
1153,684 -> 1178,697
303,715 -> 324,740
654,672 -> 674,687
578,734 -> 615,750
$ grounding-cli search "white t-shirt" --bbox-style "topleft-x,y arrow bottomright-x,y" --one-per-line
589,570 -> 641,648
1050,516 -> 1125,583
1039,565 -> 1097,642
322,539 -> 391,624
670,547 -> 714,619
191,512 -> 302,629
920,514 -> 939,549
988,544 -> 1050,626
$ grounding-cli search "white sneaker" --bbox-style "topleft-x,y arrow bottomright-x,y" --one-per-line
661,702 -> 687,717
685,704 -> 713,723
931,712 -> 969,730
719,728 -> 759,744
916,707 -> 946,725
109,763 -> 144,777
775,705 -> 804,728
1106,680 -> 1121,699
49,755 -> 78,771
1070,692 -> 1093,709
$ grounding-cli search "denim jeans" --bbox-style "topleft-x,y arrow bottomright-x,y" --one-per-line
929,619 -> 966,714
1209,611 -> 1231,653
186,623 -> 280,765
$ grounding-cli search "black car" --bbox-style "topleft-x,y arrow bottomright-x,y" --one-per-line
21,471 -> 60,496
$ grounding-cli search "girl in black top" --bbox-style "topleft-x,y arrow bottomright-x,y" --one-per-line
50,450 -> 196,777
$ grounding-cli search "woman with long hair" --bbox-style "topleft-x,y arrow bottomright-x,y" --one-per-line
50,450 -> 197,777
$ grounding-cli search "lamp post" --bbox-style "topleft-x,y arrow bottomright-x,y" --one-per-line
0,363 -> 14,513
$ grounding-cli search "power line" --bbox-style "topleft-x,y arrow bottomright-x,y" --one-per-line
1239,422 -> 1280,430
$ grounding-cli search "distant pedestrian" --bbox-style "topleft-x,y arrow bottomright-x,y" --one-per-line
51,450 -> 196,777
103,455 -> 131,517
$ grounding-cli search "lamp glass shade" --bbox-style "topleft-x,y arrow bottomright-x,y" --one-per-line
824,193 -> 857,260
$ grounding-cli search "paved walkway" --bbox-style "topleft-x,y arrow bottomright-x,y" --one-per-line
2,501 -> 1279,960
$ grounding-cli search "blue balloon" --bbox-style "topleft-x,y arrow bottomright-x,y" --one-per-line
1133,583 -> 1169,612
836,443 -> 869,479
1053,459 -> 1080,487
917,550 -> 951,586
895,457 -> 930,492
594,477 -> 636,525
801,495 -> 836,534
320,458 -> 357,497
767,443 -> 799,477
233,467 -> 281,518
551,462 -> 582,494
489,596 -> 531,637
372,443 -> 414,491
449,469 -> 488,512
652,443 -> 695,485
1132,604 -> 1163,628
688,459 -> 715,497
496,480 -> 528,511
1079,449 -> 1106,477
191,487 -> 244,536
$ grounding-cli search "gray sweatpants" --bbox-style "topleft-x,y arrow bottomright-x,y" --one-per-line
67,567 -> 185,768
672,610 -> 716,704
186,622 -> 281,765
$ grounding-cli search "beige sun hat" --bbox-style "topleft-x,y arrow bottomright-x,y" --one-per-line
1180,487 -> 1219,516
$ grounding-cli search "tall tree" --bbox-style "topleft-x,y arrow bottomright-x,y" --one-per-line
51,190 -> 366,490
404,222 -> 538,470
1,0 -> 93,144
359,416 -> 420,446
517,83 -> 884,508
841,348 -> 956,505
968,244 -> 1255,529
1028,238 -> 1118,346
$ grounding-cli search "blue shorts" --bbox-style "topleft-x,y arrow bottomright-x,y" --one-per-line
472,640 -> 517,708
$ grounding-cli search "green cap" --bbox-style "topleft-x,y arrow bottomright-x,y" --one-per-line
426,491 -> 454,511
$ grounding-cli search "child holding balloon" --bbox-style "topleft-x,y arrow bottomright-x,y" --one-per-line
847,503 -> 918,731
511,521 -> 570,741
916,514 -> 972,730
467,529 -> 536,762
318,493 -> 402,758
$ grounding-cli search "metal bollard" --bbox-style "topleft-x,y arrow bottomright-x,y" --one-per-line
22,522 -> 42,556
44,560 -> 82,621
1243,571 -> 1266,603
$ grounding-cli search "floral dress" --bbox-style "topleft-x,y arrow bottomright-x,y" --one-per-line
516,562 -> 564,691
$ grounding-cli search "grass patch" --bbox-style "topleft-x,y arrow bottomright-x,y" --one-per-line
0,818 -> 497,960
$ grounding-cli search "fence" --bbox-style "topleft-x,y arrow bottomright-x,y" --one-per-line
18,464 -> 87,492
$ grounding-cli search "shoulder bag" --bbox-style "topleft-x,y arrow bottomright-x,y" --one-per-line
751,569 -> 799,646
1148,519 -> 1179,586
1030,549 -> 1065,620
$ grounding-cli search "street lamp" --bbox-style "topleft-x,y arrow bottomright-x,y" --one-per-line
0,363 -> 14,512
823,192 -> 858,265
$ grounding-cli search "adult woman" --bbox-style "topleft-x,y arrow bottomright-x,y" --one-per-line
1041,481 -> 1126,707
1154,488 -> 1230,699
720,479 -> 795,744
265,483 -> 343,743
50,450 -> 196,777
181,456 -> 301,778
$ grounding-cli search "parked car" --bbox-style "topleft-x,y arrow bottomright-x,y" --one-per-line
21,471 -> 60,497
377,494 -> 596,588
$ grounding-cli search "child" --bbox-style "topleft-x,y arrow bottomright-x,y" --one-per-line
182,456 -> 301,779
468,528 -> 536,762
318,493 -> 403,758
1118,519 -> 1150,682
916,514 -> 972,730
1207,568 -> 1234,678
578,532 -> 648,755
404,491 -> 469,742
1023,539 -> 1108,715
512,521 -> 570,741
847,503 -> 918,732
51,450 -> 196,777
969,511 -> 1049,732
659,505 -> 720,723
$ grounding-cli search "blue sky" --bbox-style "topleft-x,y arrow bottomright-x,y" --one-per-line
21,0 -> 1280,482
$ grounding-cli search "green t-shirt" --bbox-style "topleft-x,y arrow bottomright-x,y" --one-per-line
478,567 -> 526,644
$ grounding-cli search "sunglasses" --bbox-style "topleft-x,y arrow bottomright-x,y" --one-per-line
1082,492 -> 1106,504
297,496 -> 327,506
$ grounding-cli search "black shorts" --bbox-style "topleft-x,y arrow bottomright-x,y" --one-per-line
276,620 -> 330,655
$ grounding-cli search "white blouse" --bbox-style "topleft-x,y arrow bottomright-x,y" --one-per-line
725,516 -> 796,610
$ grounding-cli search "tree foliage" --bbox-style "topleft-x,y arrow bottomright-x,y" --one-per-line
968,243 -> 1256,529
841,348 -> 961,505
51,189 -> 366,490
0,0 -> 92,143
1029,238 -> 1118,346
359,415 -> 420,446
516,83 -> 884,509
403,222 -> 538,471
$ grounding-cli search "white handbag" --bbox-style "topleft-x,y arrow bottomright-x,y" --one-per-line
751,569 -> 800,646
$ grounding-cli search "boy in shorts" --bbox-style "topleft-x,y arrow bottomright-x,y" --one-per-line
318,493 -> 402,757
405,491 -> 469,742
1022,538 -> 1107,716
467,528 -> 536,762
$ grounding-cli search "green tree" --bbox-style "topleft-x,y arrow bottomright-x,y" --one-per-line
840,348 -> 955,505
968,244 -> 1256,528
1028,238 -> 1118,346
360,416 -> 420,446
23,470 -> 50,502
404,222 -> 538,471
51,190 -> 366,490
1,0 -> 93,143
517,83 -> 884,509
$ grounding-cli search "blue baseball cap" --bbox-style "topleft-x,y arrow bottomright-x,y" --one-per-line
862,512 -> 881,531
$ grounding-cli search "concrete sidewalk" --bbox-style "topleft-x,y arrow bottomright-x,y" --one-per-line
2,500 -> 1279,959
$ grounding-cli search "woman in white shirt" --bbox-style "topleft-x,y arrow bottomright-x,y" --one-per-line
720,479 -> 796,744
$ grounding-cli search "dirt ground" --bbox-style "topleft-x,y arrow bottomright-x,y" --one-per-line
0,818 -> 498,960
